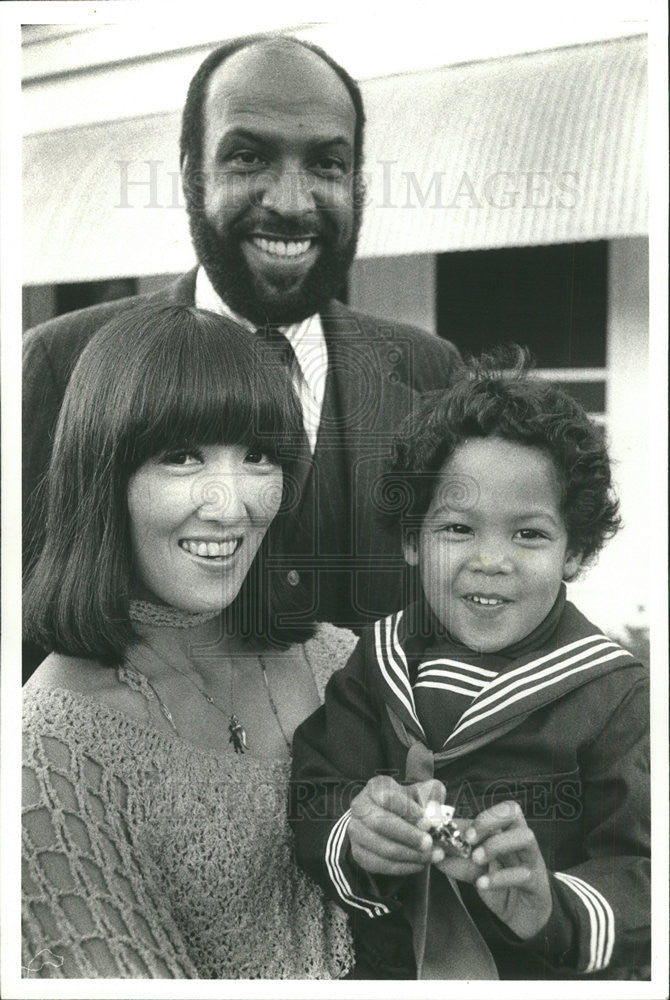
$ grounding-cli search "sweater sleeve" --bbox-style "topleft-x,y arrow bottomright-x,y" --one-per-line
22,726 -> 198,978
290,632 -> 405,921
488,675 -> 651,978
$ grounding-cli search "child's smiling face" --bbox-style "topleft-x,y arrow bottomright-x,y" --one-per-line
404,437 -> 582,653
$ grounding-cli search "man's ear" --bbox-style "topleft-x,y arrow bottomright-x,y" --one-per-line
563,549 -> 583,582
403,530 -> 419,567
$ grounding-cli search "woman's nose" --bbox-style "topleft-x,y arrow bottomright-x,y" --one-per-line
195,472 -> 247,522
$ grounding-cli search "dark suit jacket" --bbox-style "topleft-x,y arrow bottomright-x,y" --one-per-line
23,270 -> 462,667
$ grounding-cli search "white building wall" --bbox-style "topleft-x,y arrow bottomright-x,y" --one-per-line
348,255 -> 436,332
568,237 -> 650,636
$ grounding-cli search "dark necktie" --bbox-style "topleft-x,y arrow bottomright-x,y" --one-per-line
255,325 -> 312,484
256,324 -> 299,376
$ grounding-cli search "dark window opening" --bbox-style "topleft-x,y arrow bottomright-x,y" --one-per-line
436,241 -> 607,368
55,278 -> 138,317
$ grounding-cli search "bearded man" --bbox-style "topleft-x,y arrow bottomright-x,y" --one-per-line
23,35 -> 462,674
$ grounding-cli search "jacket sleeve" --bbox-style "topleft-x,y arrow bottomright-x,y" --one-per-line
290,632 -> 406,921
493,673 -> 651,977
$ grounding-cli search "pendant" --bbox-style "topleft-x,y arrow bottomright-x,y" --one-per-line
228,713 -> 248,754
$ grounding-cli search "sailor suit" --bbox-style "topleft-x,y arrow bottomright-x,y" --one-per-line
290,589 -> 650,979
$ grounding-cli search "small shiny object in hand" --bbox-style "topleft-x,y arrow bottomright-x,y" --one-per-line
423,801 -> 472,859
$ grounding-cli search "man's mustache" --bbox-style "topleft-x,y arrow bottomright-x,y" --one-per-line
231,213 -> 331,241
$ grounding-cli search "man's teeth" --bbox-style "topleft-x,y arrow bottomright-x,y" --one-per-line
180,539 -> 239,558
253,237 -> 311,257
467,595 -> 504,606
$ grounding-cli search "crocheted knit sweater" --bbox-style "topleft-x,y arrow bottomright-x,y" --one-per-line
22,624 -> 356,979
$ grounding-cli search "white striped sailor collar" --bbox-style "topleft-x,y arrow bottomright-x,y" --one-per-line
372,592 -> 636,750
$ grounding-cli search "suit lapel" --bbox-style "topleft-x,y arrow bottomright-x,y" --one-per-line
320,301 -> 419,557
166,268 -> 198,305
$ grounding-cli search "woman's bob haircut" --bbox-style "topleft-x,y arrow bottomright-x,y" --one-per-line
24,304 -> 312,663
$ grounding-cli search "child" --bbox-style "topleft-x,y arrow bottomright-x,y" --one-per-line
290,349 -> 650,980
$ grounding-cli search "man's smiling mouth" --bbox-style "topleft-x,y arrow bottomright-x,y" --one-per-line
179,538 -> 242,559
250,236 -> 315,258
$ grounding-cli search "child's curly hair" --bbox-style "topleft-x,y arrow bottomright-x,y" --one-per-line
385,346 -> 621,566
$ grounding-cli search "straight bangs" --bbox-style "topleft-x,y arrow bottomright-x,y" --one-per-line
24,305 -> 308,664
109,308 -> 302,472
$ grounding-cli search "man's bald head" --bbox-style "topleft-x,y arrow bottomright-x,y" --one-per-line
180,34 -> 366,191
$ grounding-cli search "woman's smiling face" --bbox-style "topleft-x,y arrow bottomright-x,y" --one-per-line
127,443 -> 283,613
404,437 -> 582,652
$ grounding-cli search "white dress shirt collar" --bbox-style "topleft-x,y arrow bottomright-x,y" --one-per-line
194,266 -> 328,452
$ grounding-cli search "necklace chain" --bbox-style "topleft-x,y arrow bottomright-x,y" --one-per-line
129,651 -> 291,753
258,654 -> 292,750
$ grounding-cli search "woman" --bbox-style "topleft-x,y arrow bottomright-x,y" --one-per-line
22,305 -> 354,979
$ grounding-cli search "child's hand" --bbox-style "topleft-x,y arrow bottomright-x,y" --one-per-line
442,800 -> 552,940
348,776 -> 447,876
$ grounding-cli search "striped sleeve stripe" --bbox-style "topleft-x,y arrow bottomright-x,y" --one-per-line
418,658 -> 499,678
325,810 -> 390,918
415,680 -> 483,698
555,872 -> 615,971
374,614 -> 426,738
448,648 -> 631,742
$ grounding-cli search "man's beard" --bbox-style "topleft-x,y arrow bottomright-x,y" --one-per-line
187,201 -> 362,326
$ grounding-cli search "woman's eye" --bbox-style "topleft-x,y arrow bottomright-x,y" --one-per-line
244,449 -> 272,466
160,449 -> 202,466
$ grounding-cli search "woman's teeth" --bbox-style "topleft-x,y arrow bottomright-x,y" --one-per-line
179,539 -> 240,558
252,236 -> 312,257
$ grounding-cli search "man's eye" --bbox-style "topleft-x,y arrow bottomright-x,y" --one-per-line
312,156 -> 347,178
160,449 -> 202,466
228,150 -> 265,169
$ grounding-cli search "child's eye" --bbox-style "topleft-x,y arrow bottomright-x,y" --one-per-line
515,528 -> 547,541
160,448 -> 203,466
442,523 -> 472,536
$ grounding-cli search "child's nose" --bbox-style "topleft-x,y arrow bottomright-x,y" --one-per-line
467,541 -> 514,575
